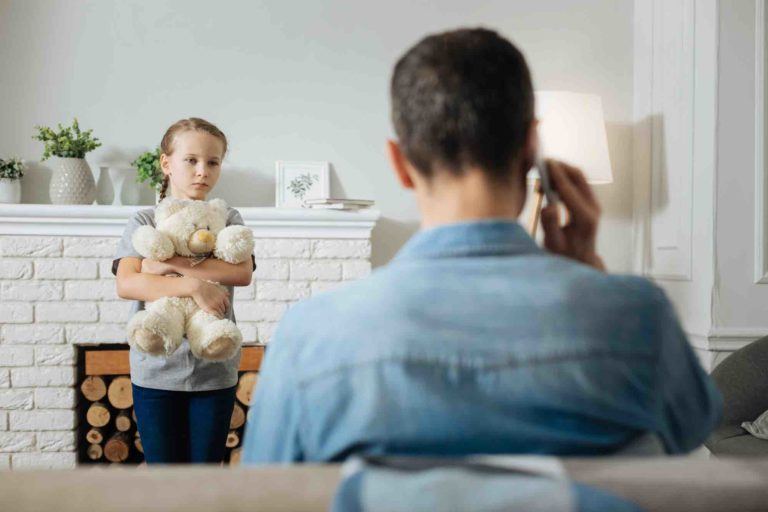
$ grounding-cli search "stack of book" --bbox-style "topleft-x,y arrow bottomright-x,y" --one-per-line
303,198 -> 374,211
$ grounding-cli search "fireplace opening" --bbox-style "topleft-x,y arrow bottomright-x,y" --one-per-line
75,344 -> 263,465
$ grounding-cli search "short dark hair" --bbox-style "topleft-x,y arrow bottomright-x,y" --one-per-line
390,28 -> 534,180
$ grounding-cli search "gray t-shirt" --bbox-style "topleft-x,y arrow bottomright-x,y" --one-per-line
113,206 -> 254,391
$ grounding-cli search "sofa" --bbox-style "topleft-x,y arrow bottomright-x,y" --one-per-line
706,336 -> 768,456
1,457 -> 768,511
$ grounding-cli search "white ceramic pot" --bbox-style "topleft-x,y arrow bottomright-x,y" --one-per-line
0,178 -> 21,204
108,166 -> 140,205
49,157 -> 96,205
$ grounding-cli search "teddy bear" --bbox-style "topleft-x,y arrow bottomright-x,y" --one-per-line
126,197 -> 254,361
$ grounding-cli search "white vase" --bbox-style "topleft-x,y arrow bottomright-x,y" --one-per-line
95,166 -> 114,205
49,157 -> 96,205
0,178 -> 21,204
108,166 -> 140,205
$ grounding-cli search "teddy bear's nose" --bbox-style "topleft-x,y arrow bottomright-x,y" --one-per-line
189,229 -> 215,254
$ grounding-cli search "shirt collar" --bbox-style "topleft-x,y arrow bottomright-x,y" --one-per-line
393,219 -> 542,261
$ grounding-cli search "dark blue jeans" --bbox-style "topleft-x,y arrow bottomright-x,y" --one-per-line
132,384 -> 236,464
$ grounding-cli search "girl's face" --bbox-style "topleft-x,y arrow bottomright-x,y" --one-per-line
161,130 -> 225,201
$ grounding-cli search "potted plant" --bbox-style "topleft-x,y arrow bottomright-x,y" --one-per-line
33,118 -> 102,204
131,147 -> 163,202
0,157 -> 24,204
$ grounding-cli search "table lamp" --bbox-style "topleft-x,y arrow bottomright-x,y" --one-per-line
528,91 -> 613,236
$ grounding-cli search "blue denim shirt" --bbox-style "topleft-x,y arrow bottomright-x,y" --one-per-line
242,220 -> 722,464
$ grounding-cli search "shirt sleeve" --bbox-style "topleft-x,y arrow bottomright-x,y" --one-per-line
227,207 -> 256,273
653,287 -> 723,454
241,313 -> 304,464
111,211 -> 150,276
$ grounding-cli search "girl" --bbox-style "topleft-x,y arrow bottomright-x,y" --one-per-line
113,118 -> 254,464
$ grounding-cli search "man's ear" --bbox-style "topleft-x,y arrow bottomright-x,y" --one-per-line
386,139 -> 415,189
517,119 -> 539,185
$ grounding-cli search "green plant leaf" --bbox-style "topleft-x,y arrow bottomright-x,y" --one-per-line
32,118 -> 101,161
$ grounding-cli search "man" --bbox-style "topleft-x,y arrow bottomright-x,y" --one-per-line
242,28 -> 721,463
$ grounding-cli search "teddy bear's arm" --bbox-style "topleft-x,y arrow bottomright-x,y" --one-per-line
132,226 -> 176,261
213,225 -> 255,264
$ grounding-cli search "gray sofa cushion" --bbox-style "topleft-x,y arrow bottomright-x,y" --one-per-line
708,434 -> 768,457
706,336 -> 768,455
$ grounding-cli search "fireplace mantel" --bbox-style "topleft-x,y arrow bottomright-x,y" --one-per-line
0,204 -> 380,239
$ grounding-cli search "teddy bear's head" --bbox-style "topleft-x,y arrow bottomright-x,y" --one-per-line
154,197 -> 229,257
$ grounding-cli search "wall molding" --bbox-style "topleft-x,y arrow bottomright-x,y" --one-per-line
0,204 -> 381,239
632,0 -> 654,275
633,0 -> 696,280
688,327 -> 766,352
755,0 -> 768,283
649,0 -> 696,280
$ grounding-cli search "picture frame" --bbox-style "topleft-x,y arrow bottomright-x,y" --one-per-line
275,161 -> 331,208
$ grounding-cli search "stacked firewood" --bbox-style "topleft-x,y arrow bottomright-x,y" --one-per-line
227,371 -> 258,465
79,371 -> 259,465
80,375 -> 138,464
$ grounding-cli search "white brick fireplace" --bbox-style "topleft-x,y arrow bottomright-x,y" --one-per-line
0,204 -> 380,470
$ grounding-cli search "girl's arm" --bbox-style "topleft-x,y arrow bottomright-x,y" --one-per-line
116,257 -> 230,317
142,256 -> 253,287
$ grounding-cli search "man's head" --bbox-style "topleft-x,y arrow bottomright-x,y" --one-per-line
389,28 -> 535,189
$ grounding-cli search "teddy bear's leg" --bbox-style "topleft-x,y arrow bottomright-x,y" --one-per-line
127,298 -> 184,356
186,309 -> 242,361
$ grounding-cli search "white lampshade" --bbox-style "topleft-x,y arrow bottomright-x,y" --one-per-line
533,91 -> 613,184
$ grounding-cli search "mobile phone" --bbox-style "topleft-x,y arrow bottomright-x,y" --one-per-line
535,154 -> 559,205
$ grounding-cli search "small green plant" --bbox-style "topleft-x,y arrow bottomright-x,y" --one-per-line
288,173 -> 318,200
0,157 -> 24,180
132,147 -> 163,191
32,118 -> 101,161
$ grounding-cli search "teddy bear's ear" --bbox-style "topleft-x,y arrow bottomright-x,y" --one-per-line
208,198 -> 228,215
155,197 -> 186,224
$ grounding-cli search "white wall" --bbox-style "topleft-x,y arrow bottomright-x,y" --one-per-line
0,0 -> 634,269
632,0 -> 722,366
714,0 -> 768,338
632,0 -> 768,367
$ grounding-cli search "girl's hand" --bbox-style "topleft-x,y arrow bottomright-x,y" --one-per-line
188,278 -> 230,318
141,259 -> 173,276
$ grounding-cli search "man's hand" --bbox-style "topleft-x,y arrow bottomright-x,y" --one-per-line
140,259 -> 174,276
540,160 -> 606,272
